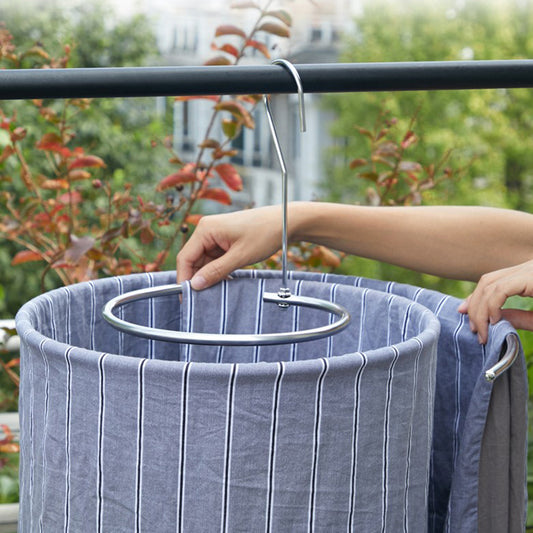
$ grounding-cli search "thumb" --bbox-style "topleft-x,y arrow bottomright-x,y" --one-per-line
501,308 -> 533,332
190,251 -> 241,291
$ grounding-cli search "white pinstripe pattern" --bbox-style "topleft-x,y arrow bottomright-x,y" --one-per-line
265,361 -> 284,533
253,280 -> 265,363
326,285 -> 338,358
443,311 -> 467,533
88,281 -> 96,351
96,353 -> 108,533
451,313 -> 466,476
357,289 -> 369,352
402,303 -> 414,342
347,352 -> 368,532
27,334 -> 36,533
381,345 -> 401,533
308,358 -> 329,533
38,339 -> 50,533
429,294 -> 451,533
403,336 -> 424,533
216,280 -> 228,363
221,364 -> 238,533
64,346 -> 74,533
62,287 -> 71,344
290,280 -> 303,362
183,284 -> 193,363
116,277 -> 124,357
425,319 -> 436,526
176,362 -> 191,532
44,295 -> 57,342
146,273 -> 155,359
135,358 -> 148,532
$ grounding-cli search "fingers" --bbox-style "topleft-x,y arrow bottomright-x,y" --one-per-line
176,207 -> 283,290
189,249 -> 242,290
457,259 -> 533,343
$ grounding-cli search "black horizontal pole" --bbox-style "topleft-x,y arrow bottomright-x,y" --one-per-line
2,60 -> 533,100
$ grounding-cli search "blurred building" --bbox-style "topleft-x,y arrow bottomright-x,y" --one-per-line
131,0 -> 359,208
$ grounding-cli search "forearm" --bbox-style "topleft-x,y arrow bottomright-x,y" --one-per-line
289,202 -> 533,281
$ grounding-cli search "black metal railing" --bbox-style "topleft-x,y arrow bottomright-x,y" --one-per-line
1,60 -> 533,100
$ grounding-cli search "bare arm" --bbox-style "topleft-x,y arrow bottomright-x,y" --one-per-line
176,201 -> 533,342
289,202 -> 533,281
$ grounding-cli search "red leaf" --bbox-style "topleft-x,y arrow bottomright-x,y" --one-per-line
214,163 -> 243,191
36,132 -> 62,147
198,187 -> 232,205
174,95 -> 219,102
140,226 -> 155,245
214,100 -> 255,129
36,142 -> 72,158
218,43 -> 239,57
245,39 -> 270,58
185,214 -> 203,225
401,131 -> 417,149
204,55 -> 232,66
40,178 -> 69,190
68,155 -> 106,170
198,139 -> 221,149
257,22 -> 290,38
215,24 -> 247,39
58,191 -> 82,204
10,127 -> 27,142
156,170 -> 197,192
67,169 -> 92,181
11,250 -> 42,265
349,158 -> 368,169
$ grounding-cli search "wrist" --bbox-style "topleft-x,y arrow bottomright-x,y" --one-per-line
288,201 -> 324,243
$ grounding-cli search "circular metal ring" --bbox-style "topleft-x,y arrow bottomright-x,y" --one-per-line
102,283 -> 351,346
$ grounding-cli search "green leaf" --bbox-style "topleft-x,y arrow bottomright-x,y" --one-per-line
358,171 -> 379,182
222,119 -> 240,139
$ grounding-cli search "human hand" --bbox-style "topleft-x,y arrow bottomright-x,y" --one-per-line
176,206 -> 283,290
457,259 -> 533,343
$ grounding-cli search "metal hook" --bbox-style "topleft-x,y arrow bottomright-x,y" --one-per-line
263,60 -> 306,300
485,333 -> 520,381
272,58 -> 306,132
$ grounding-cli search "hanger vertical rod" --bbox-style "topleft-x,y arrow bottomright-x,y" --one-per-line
263,95 -> 289,290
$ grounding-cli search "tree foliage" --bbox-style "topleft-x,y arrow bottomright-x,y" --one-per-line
324,0 -> 533,211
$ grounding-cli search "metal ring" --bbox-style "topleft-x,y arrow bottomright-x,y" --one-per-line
102,284 -> 351,346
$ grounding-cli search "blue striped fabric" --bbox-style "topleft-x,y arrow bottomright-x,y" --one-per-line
14,270 -> 526,532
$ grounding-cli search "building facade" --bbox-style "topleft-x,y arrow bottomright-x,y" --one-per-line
146,0 -> 359,209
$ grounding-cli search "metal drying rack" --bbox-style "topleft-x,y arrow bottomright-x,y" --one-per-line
2,60 -> 526,377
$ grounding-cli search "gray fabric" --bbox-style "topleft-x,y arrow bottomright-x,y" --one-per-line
16,271 -> 439,533
15,269 -> 527,532
477,330 -> 527,533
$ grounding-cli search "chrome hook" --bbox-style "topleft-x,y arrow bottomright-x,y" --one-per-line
263,59 -> 306,300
